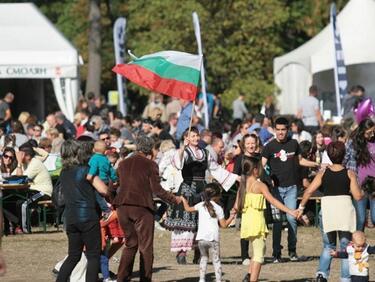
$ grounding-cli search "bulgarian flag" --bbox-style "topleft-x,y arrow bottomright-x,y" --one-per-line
112,51 -> 202,101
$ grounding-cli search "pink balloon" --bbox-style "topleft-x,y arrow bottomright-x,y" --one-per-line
354,98 -> 374,124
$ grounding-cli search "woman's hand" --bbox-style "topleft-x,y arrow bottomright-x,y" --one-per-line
296,209 -> 304,220
288,209 -> 299,218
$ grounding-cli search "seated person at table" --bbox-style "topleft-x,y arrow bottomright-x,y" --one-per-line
15,144 -> 53,233
0,147 -> 20,234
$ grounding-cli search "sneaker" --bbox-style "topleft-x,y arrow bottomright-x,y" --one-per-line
272,256 -> 281,263
242,273 -> 250,282
316,274 -> 327,282
289,252 -> 299,262
242,258 -> 251,266
103,278 -> 117,282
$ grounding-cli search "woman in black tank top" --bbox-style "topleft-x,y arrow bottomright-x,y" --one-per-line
297,142 -> 363,281
321,167 -> 351,196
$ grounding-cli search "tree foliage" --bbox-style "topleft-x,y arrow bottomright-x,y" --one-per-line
33,0 -> 348,113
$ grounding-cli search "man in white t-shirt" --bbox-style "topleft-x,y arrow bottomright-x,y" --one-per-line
297,85 -> 323,134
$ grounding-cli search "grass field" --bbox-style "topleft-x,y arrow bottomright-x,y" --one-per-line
2,226 -> 375,281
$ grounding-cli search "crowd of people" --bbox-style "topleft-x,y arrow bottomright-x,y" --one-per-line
0,84 -> 374,282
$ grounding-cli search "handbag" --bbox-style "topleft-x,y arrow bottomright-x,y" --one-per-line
51,178 -> 65,208
3,175 -> 29,184
362,175 -> 375,196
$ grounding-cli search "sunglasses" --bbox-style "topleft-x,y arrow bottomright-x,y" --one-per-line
101,137 -> 110,141
3,154 -> 13,160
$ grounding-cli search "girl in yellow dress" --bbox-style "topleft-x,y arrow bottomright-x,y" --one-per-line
234,157 -> 298,282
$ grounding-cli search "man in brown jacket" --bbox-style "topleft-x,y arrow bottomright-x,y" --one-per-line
114,136 -> 180,282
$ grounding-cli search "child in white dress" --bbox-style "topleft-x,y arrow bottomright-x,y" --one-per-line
182,182 -> 236,282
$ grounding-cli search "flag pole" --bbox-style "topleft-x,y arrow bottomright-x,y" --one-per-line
187,100 -> 196,136
180,99 -> 196,162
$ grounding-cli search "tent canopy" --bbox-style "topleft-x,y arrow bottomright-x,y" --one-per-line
0,3 -> 79,120
273,0 -> 375,115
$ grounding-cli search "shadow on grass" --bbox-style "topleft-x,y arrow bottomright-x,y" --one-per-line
263,256 -> 320,265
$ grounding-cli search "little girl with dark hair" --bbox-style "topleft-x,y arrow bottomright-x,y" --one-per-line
182,182 -> 236,282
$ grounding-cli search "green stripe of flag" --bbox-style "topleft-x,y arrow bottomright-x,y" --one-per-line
130,56 -> 200,85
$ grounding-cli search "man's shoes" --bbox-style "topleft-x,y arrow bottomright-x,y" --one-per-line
242,258 -> 251,266
242,273 -> 251,282
316,274 -> 327,282
272,255 -> 282,263
289,252 -> 299,262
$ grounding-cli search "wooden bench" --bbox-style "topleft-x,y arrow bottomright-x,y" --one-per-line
37,200 -> 58,233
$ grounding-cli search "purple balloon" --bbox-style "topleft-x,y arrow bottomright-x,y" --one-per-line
354,98 -> 375,124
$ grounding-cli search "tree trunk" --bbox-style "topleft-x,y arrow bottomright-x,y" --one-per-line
85,0 -> 101,97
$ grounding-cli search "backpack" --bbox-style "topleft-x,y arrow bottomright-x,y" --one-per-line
51,178 -> 65,208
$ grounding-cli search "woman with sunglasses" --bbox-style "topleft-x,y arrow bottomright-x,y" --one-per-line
0,147 -> 20,234
233,134 -> 261,266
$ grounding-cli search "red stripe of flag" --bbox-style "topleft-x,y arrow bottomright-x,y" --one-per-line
113,64 -> 198,101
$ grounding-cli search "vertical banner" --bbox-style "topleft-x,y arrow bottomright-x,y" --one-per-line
192,12 -> 209,129
330,3 -> 348,117
113,17 -> 127,116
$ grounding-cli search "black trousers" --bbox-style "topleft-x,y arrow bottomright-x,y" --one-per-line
221,190 -> 237,219
241,239 -> 250,261
56,220 -> 101,282
351,275 -> 369,282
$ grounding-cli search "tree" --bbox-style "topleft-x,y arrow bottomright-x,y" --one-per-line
85,0 -> 102,97
36,0 -> 350,115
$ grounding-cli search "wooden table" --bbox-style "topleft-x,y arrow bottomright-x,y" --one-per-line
0,183 -> 31,232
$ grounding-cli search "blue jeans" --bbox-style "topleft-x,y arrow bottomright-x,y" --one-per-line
316,211 -> 351,281
272,185 -> 297,257
353,195 -> 375,231
100,251 -> 110,280
95,191 -> 110,213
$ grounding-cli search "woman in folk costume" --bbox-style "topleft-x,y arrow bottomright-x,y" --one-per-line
163,127 -> 239,264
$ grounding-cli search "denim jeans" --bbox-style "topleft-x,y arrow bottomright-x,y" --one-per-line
95,191 -> 110,213
353,195 -> 375,231
272,185 -> 297,257
100,252 -> 110,280
316,211 -> 351,281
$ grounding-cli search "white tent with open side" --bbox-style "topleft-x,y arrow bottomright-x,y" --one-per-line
0,3 -> 80,121
273,0 -> 375,115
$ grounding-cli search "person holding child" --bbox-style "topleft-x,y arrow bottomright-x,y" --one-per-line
235,156 -> 298,282
181,182 -> 237,282
298,141 -> 363,282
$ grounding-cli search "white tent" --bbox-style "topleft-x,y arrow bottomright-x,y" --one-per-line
274,0 -> 375,115
0,3 -> 79,121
